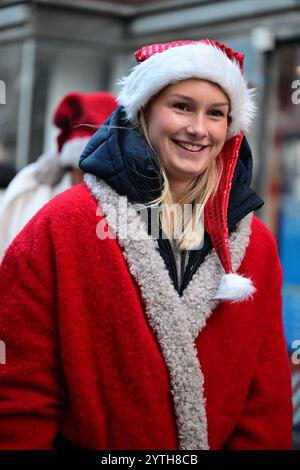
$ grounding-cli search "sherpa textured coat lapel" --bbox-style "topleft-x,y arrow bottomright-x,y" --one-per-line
86,174 -> 253,450
0,180 -> 293,450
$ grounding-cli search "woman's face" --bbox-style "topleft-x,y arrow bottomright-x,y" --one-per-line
146,78 -> 229,189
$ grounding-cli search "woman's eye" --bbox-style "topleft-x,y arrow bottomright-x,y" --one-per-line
173,103 -> 190,112
209,109 -> 224,117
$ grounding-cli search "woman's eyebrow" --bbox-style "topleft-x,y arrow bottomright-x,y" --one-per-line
169,93 -> 229,107
211,102 -> 230,107
169,93 -> 195,102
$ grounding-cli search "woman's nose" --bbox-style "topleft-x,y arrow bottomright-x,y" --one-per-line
186,114 -> 209,137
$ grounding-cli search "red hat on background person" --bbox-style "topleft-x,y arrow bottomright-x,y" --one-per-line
117,39 -> 256,302
53,91 -> 117,168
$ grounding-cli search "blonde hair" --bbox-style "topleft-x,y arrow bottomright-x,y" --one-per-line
139,110 -> 224,250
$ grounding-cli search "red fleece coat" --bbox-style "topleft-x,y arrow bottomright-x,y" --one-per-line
0,183 -> 293,450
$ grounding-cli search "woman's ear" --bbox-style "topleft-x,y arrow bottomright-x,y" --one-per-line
142,105 -> 150,123
139,109 -> 149,137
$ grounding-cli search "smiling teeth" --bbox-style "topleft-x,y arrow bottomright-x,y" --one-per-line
177,142 -> 204,152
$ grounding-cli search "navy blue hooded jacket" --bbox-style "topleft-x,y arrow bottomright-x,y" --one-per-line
80,106 -> 263,296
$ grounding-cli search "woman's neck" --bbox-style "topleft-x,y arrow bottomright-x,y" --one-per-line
170,180 -> 191,203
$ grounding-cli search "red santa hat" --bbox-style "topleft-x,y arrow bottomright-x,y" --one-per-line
53,91 -> 117,166
117,39 -> 257,302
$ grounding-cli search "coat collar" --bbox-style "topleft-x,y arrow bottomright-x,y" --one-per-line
85,173 -> 253,450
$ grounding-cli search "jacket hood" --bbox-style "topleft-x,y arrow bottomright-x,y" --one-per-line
79,106 -> 163,204
79,105 -> 263,222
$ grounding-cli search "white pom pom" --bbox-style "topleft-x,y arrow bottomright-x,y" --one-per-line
213,273 -> 256,302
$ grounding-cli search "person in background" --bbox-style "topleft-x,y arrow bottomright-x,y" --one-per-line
0,39 -> 293,450
0,162 -> 16,205
0,142 -> 16,204
0,91 -> 117,259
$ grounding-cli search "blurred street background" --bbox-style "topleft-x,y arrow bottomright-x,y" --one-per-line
0,0 -> 300,449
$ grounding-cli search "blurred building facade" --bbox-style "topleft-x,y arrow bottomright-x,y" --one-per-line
0,0 -> 300,445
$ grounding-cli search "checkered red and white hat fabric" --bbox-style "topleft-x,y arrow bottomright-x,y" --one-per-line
135,39 -> 245,72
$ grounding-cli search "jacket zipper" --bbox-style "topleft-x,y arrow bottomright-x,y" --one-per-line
165,239 -> 179,292
179,254 -> 203,296
180,250 -> 187,284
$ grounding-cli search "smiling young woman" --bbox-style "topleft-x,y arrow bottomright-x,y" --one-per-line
141,78 -> 230,250
146,78 -> 229,195
0,39 -> 293,450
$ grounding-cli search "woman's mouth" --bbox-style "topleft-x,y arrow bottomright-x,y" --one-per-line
173,140 -> 208,154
